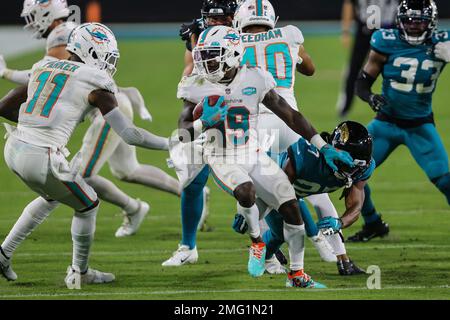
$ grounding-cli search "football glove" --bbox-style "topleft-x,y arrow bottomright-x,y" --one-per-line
317,217 -> 343,235
232,213 -> 248,234
434,41 -> 450,63
200,96 -> 228,128
368,94 -> 387,112
319,144 -> 354,173
179,19 -> 203,42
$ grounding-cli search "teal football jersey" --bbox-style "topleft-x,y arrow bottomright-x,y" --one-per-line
279,138 -> 375,198
371,29 -> 449,120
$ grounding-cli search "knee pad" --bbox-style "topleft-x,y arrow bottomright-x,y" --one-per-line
432,173 -> 450,204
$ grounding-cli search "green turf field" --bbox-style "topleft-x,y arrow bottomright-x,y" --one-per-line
0,36 -> 449,300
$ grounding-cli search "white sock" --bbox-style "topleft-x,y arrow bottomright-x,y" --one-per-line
238,203 -> 261,239
1,197 -> 59,257
85,175 -> 140,213
283,222 -> 305,271
328,232 -> 347,256
71,206 -> 98,273
124,165 -> 181,196
259,218 -> 269,236
306,193 -> 338,218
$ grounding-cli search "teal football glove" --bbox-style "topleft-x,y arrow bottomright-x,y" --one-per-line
232,213 -> 248,234
320,144 -> 354,172
200,96 -> 228,128
317,216 -> 342,235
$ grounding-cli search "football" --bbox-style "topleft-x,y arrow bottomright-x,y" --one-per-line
192,95 -> 226,120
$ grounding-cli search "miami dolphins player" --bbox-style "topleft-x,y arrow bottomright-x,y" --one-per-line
178,25 -> 354,287
0,0 -> 181,238
251,121 -> 372,275
0,23 -> 169,287
232,0 -> 344,268
162,0 -> 239,267
349,0 -> 450,242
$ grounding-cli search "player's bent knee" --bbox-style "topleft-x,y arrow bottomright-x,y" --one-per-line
432,173 -> 450,204
78,199 -> 100,214
278,199 -> 303,225
234,182 -> 256,208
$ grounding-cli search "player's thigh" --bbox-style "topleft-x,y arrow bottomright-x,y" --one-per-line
248,153 -> 296,210
208,157 -> 252,196
108,140 -> 139,179
79,116 -> 122,178
406,123 -> 449,180
44,173 -> 98,211
367,119 -> 401,167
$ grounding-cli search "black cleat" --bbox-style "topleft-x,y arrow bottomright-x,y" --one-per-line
337,260 -> 366,276
347,219 -> 389,242
275,249 -> 288,266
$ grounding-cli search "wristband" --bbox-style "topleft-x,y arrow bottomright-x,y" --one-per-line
311,134 -> 327,150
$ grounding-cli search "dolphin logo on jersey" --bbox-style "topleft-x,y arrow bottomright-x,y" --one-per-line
87,27 -> 110,44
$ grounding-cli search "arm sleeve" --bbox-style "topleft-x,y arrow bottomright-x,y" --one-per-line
103,107 -> 169,150
2,69 -> 31,85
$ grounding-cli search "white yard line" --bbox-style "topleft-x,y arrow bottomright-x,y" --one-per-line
0,285 -> 448,299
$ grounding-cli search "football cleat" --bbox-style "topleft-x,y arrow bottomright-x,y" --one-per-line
337,259 -> 366,276
0,248 -> 17,281
162,244 -> 198,267
309,232 -> 337,262
347,219 -> 389,242
265,255 -> 286,275
198,187 -> 213,232
248,242 -> 266,277
65,265 -> 115,289
115,200 -> 150,238
286,270 -> 327,289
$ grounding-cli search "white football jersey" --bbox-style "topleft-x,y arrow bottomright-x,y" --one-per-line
177,65 -> 276,156
240,25 -> 304,111
16,59 -> 117,149
46,22 -> 78,52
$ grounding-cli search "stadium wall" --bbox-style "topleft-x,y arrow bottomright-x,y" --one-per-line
1,0 -> 450,24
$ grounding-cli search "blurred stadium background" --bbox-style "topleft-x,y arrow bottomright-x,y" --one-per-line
0,0 -> 450,299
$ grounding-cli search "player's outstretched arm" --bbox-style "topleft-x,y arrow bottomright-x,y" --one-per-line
89,89 -> 169,151
340,180 -> 366,228
263,89 -> 354,171
296,45 -> 315,76
356,50 -> 388,112
0,85 -> 28,122
0,55 -> 31,85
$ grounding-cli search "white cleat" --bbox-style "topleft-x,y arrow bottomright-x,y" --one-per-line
309,232 -> 337,262
162,245 -> 198,267
65,265 -> 115,290
265,256 -> 287,275
197,186 -> 211,232
115,200 -> 150,238
0,248 -> 17,281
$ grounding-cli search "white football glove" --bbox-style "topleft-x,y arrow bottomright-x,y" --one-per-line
434,41 -> 450,63
0,55 -> 7,78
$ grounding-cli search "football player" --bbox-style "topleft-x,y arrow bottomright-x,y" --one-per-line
162,0 -> 239,267
177,25 -> 354,287
233,0 -> 345,270
0,23 -> 169,287
241,121 -> 372,275
0,0 -> 181,238
350,0 -> 450,242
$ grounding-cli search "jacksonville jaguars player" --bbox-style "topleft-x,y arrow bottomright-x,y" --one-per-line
233,0 -> 344,268
349,0 -> 450,242
0,0 -> 180,238
163,0 -> 239,266
252,121 -> 372,275
177,25 -> 354,287
0,23 -> 169,287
